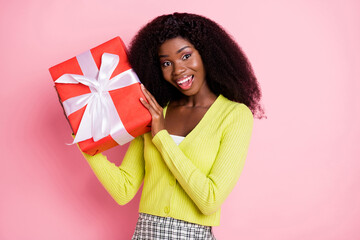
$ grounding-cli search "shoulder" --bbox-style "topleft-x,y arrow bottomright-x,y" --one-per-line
216,95 -> 253,122
213,95 -> 254,139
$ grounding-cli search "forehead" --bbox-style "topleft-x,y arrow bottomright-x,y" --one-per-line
158,37 -> 195,55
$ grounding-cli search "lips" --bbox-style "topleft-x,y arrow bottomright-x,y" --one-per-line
175,75 -> 194,90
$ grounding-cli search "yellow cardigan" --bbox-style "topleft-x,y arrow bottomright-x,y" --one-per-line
81,95 -> 253,226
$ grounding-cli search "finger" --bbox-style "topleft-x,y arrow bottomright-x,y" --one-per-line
141,99 -> 162,120
140,98 -> 162,120
140,97 -> 151,110
141,84 -> 158,107
140,97 -> 160,115
140,85 -> 154,104
140,86 -> 164,117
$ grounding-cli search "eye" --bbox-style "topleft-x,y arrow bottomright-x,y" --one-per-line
182,53 -> 191,60
161,61 -> 171,67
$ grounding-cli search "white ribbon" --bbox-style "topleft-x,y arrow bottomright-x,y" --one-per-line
55,51 -> 140,145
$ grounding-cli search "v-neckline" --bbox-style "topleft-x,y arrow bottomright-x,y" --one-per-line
163,94 -> 223,144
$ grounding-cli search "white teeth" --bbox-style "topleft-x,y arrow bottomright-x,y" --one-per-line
177,76 -> 192,84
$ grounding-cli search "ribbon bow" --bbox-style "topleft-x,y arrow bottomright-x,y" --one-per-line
55,52 -> 140,144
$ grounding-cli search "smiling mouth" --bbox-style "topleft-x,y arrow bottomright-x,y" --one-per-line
176,75 -> 194,90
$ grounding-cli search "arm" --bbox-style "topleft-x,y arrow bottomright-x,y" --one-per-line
152,105 -> 253,215
79,135 -> 145,205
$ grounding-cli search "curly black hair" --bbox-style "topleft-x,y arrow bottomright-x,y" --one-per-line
128,12 -> 264,118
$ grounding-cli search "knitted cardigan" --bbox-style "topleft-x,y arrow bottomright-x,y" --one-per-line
81,94 -> 253,226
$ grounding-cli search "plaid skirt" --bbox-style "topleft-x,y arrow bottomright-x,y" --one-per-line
131,213 -> 216,240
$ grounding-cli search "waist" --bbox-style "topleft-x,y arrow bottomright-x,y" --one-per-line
138,213 -> 212,230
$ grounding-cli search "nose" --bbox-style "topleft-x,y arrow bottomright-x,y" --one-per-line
172,61 -> 185,76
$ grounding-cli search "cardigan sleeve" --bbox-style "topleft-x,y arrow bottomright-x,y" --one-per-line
152,104 -> 253,215
79,135 -> 145,205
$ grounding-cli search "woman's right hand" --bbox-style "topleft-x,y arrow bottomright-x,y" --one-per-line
139,84 -> 165,137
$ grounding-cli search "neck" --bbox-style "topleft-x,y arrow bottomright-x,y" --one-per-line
177,82 -> 217,107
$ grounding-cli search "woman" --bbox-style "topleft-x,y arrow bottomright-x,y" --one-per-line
81,13 -> 263,239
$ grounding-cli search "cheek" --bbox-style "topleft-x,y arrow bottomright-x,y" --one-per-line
188,57 -> 204,72
161,68 -> 173,83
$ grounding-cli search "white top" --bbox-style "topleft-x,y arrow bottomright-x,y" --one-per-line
170,134 -> 185,145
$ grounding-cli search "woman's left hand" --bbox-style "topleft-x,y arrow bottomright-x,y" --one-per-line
140,84 -> 165,137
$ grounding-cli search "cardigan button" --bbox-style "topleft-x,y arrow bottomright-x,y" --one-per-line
164,206 -> 170,214
169,179 -> 176,186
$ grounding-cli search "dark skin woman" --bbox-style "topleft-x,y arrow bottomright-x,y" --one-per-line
129,13 -> 264,120
80,12 -> 264,239
140,37 -> 218,137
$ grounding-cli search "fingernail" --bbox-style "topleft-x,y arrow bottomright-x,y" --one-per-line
140,97 -> 143,101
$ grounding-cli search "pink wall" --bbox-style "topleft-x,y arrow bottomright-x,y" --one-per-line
1,0 -> 359,239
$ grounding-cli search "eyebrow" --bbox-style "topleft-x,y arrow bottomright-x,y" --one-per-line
159,46 -> 190,58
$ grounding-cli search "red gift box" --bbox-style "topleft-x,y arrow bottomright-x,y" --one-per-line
49,37 -> 151,155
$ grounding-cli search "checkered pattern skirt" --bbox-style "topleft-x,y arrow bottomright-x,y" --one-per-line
131,213 -> 216,240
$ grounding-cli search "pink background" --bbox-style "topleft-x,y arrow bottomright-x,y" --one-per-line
1,0 -> 359,239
